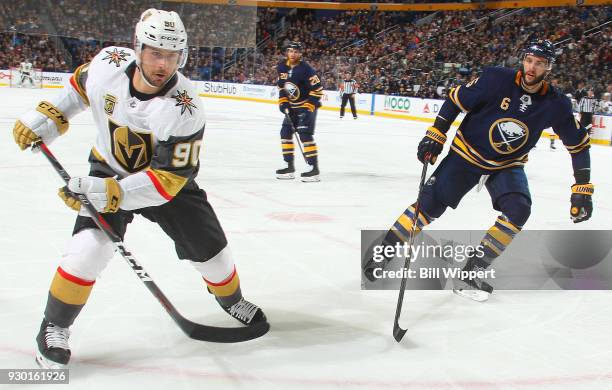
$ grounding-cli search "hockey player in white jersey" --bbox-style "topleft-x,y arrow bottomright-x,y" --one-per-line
18,61 -> 35,87
12,9 -> 268,369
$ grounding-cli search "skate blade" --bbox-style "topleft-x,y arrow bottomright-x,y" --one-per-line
301,175 -> 320,182
453,288 -> 489,302
276,173 -> 295,180
36,351 -> 67,369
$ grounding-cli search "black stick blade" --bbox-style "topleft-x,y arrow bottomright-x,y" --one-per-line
181,318 -> 270,343
393,324 -> 407,342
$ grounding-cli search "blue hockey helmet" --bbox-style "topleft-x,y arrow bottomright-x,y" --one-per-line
522,39 -> 555,68
286,41 -> 303,52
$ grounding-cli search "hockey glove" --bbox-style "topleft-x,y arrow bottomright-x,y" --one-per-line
570,183 -> 594,223
279,101 -> 290,114
58,176 -> 122,213
417,126 -> 447,165
13,101 -> 69,150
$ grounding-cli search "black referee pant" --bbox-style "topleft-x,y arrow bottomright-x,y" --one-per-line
580,112 -> 593,134
340,93 -> 357,118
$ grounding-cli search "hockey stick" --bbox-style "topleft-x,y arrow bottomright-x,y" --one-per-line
284,109 -> 307,163
33,141 -> 269,343
393,155 -> 431,342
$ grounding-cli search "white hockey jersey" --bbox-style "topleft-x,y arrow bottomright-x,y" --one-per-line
66,46 -> 206,210
20,62 -> 33,75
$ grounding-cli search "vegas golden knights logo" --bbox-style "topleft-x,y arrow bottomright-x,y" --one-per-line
101,48 -> 130,67
104,94 -> 117,115
108,119 -> 153,173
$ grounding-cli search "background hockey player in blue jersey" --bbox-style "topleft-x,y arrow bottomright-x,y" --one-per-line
365,39 -> 594,302
276,41 -> 324,182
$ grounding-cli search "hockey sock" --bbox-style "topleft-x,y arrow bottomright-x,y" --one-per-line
203,266 -> 242,308
299,133 -> 318,165
44,267 -> 95,328
467,215 -> 521,270
281,138 -> 294,162
390,203 -> 433,243
191,247 -> 242,307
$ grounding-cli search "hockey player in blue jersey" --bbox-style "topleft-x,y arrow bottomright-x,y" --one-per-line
276,41 -> 324,182
365,39 -> 593,301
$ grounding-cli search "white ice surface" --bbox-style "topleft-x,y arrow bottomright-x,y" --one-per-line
1,88 -> 611,389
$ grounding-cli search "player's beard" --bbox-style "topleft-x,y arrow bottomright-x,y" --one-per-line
521,67 -> 548,87
140,65 -> 176,88
288,53 -> 301,65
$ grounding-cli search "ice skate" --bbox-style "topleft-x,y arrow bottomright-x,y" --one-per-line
276,161 -> 295,179
35,319 -> 70,369
217,297 -> 267,326
300,163 -> 320,182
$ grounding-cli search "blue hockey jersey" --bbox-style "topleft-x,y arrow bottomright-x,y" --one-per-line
447,67 -> 590,171
277,59 -> 323,112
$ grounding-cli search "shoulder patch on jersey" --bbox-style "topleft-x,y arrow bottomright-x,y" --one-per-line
104,94 -> 117,115
101,48 -> 131,67
172,89 -> 197,115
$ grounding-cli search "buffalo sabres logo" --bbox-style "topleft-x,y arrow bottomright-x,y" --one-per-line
108,119 -> 153,173
104,94 -> 117,115
172,90 -> 197,115
284,82 -> 300,101
101,48 -> 130,67
489,118 -> 529,154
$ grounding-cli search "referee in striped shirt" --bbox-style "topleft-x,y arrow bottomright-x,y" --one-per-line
578,88 -> 596,135
339,72 -> 358,119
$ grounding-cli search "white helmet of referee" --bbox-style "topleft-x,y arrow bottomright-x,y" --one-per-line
134,8 -> 188,68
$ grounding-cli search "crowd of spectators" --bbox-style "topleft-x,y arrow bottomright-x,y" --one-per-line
240,6 -> 610,102
44,0 -> 256,46
0,33 -> 69,72
1,1 -> 610,106
0,1 -> 45,34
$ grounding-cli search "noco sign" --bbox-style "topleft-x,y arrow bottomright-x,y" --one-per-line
384,96 -> 411,112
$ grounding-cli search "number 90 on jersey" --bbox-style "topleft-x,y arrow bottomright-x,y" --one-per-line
172,140 -> 202,168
